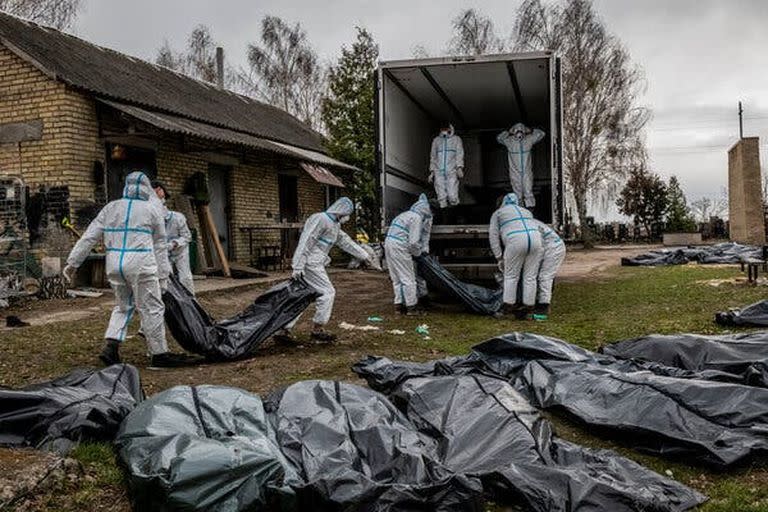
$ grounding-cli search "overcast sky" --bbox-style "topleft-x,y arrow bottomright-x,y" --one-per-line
68,0 -> 768,218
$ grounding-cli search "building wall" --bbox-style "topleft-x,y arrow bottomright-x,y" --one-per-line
728,137 -> 765,245
0,45 -> 103,259
0,44 -> 335,268
0,45 -> 103,205
154,139 -> 328,266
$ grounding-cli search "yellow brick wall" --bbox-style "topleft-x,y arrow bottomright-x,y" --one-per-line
154,139 -> 329,265
0,45 -> 103,209
0,43 -> 336,267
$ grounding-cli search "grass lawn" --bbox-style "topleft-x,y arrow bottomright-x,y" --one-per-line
2,263 -> 768,511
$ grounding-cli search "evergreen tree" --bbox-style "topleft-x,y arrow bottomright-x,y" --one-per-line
616,169 -> 668,239
322,28 -> 379,238
665,176 -> 697,233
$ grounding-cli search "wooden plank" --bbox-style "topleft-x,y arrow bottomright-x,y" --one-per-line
0,119 -> 43,144
201,204 -> 231,277
196,206 -> 214,267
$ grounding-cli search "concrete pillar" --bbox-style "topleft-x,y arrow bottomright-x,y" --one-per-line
728,137 -> 765,245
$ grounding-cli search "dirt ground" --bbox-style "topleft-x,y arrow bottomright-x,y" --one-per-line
0,245 -> 652,331
557,244 -> 661,282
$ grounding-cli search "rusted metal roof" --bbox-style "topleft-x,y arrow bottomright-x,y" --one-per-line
300,162 -> 346,188
0,12 -> 326,153
101,99 -> 357,173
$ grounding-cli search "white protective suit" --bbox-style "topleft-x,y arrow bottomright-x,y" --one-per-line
429,127 -> 464,208
384,194 -> 433,307
497,123 -> 546,208
531,219 -> 566,304
165,210 -> 194,294
289,197 -> 369,326
66,171 -> 171,355
489,193 -> 543,306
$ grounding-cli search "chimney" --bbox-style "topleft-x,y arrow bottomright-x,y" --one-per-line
216,47 -> 224,89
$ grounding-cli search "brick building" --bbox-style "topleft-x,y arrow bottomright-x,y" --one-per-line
0,12 -> 354,271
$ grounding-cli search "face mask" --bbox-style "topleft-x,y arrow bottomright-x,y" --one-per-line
161,198 -> 166,204
339,215 -> 351,224
440,130 -> 448,136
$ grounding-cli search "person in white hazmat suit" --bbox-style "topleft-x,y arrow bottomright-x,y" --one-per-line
151,181 -> 194,294
384,193 -> 433,315
62,171 -> 198,368
488,192 -> 543,319
529,218 -> 566,321
275,197 -> 371,343
429,123 -> 464,208
497,123 -> 545,208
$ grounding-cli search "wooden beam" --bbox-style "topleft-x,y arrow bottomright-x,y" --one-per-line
200,204 -> 231,277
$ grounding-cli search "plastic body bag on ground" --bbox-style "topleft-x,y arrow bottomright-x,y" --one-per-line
266,380 -> 483,511
391,375 -> 705,512
621,242 -> 760,266
716,299 -> 768,327
354,332 -> 768,468
602,332 -> 768,388
163,275 -> 319,361
116,385 -> 297,511
117,376 -> 704,511
0,364 -> 142,453
415,255 -> 502,315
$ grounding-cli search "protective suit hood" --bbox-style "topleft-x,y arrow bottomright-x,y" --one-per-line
410,193 -> 432,218
502,193 -> 519,206
326,197 -> 354,220
122,171 -> 153,201
510,123 -> 527,140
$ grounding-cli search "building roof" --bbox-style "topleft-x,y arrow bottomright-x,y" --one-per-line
100,99 -> 357,173
0,11 -> 325,153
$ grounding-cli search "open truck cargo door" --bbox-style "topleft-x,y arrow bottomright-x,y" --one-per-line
377,52 -> 564,280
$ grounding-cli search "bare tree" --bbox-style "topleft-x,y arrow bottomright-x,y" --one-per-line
691,190 -> 728,222
155,25 -> 219,84
156,40 -> 184,71
240,16 -> 326,131
514,0 -> 650,237
448,8 -> 504,55
0,0 -> 82,30
411,44 -> 431,59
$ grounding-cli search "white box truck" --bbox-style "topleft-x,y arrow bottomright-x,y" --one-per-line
376,51 -> 563,280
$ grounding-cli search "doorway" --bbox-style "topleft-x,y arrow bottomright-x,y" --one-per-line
278,174 -> 299,259
207,164 -> 231,257
105,144 -> 157,200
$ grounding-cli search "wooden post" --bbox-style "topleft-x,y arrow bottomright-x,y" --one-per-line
196,206 -> 214,268
200,204 -> 231,277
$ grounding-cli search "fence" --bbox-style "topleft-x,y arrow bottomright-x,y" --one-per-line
0,177 -> 28,299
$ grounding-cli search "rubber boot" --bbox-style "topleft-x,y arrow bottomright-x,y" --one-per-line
394,304 -> 406,315
514,304 -> 530,321
405,305 -> 425,316
533,303 -> 550,321
500,303 -> 517,316
99,339 -> 121,366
